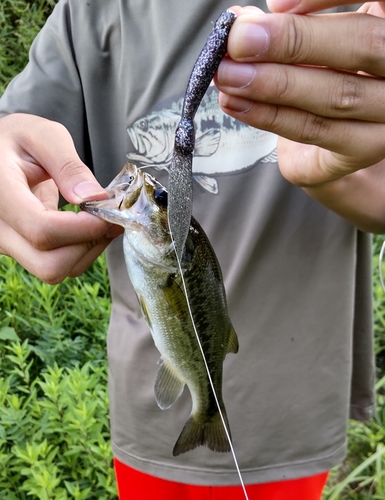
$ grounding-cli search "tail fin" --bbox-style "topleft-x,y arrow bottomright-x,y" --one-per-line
172,410 -> 231,456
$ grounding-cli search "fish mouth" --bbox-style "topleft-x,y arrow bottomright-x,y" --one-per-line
80,162 -> 145,227
127,127 -> 140,152
128,127 -> 150,156
80,196 -> 126,226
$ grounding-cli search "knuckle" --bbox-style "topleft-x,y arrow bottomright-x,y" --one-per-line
41,273 -> 65,286
28,229 -> 51,251
252,65 -> 292,102
85,239 -> 101,252
263,105 -> 282,131
359,23 -> 385,74
26,217 -> 64,251
331,73 -> 364,113
271,66 -> 292,100
34,261 -> 68,285
68,269 -> 84,279
298,114 -> 331,144
285,16 -> 306,63
56,158 -> 87,184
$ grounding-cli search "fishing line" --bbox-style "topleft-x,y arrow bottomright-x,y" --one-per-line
379,240 -> 385,293
169,228 -> 250,500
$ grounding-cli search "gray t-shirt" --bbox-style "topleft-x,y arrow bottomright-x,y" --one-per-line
0,0 -> 375,486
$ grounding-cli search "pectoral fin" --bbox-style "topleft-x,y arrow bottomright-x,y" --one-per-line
227,325 -> 239,354
195,129 -> 221,157
154,358 -> 185,410
194,174 -> 218,194
162,276 -> 189,323
138,295 -> 152,329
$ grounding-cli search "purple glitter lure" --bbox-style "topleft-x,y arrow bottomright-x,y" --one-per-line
168,9 -> 237,260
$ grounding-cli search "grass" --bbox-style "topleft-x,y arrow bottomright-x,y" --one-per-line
0,0 -> 57,94
322,237 -> 385,499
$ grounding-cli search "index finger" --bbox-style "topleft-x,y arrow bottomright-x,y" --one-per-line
227,11 -> 385,77
266,0 -> 360,14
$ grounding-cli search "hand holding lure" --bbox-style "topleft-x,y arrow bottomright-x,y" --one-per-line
167,9 -> 237,260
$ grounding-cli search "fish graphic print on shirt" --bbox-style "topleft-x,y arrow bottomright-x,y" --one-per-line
126,87 -> 278,194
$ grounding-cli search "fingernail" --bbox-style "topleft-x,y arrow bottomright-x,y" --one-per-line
73,181 -> 106,200
217,60 -> 255,88
220,94 -> 253,114
267,0 -> 300,13
232,22 -> 269,59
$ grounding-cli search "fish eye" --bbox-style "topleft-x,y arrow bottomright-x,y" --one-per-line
154,188 -> 168,208
120,175 -> 135,192
138,120 -> 148,131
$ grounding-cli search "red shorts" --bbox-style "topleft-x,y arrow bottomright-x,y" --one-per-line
114,458 -> 329,500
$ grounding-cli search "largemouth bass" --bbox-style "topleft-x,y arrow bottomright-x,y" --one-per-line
81,162 -> 239,456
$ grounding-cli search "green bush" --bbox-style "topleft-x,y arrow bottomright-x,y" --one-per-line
372,236 -> 385,375
0,0 -> 57,94
0,1 -> 117,496
323,236 -> 385,500
324,377 -> 385,499
0,256 -> 118,498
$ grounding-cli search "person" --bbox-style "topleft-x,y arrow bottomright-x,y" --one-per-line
0,1 -> 383,499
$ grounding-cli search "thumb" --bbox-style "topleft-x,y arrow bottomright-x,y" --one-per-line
10,113 -> 107,203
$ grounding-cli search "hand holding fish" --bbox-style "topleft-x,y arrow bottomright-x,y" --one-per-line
0,113 -> 122,283
215,4 -> 385,233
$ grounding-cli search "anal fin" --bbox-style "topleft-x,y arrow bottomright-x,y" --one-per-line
154,358 -> 185,410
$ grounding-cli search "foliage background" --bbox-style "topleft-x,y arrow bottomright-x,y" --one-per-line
0,2 -> 119,497
0,0 -> 384,498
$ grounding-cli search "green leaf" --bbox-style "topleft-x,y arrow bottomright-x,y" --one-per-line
0,327 -> 19,342
328,445 -> 385,500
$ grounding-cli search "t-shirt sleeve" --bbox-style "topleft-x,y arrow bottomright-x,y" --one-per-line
0,0 -> 90,165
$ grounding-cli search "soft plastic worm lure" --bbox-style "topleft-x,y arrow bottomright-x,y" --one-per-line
167,9 -> 237,261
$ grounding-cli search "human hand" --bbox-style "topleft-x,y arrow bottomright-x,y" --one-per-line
215,5 -> 385,187
0,113 -> 122,284
267,0 -> 384,15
